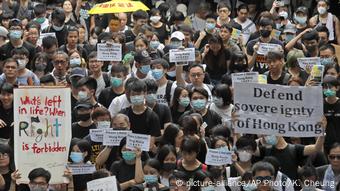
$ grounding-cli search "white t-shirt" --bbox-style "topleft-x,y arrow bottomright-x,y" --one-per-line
156,81 -> 177,105
95,74 -> 106,98
108,94 -> 130,117
233,18 -> 256,45
209,103 -> 234,126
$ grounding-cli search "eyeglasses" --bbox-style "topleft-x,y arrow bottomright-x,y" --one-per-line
190,73 -> 204,78
219,9 -> 229,13
255,176 -> 272,182
0,153 -> 9,159
329,154 -> 340,160
53,60 -> 67,65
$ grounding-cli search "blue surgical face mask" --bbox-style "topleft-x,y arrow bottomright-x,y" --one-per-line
139,65 -> 151,74
170,41 -> 182,49
217,146 -> 229,151
323,89 -> 336,97
294,15 -> 307,25
265,135 -> 278,146
70,58 -> 81,67
151,69 -> 164,80
166,70 -> 176,78
285,34 -> 295,43
144,175 -> 158,184
179,97 -> 190,107
122,151 -> 136,161
320,57 -> 334,66
276,23 -> 282,29
130,95 -> 145,106
146,93 -> 157,104
213,96 -> 224,107
70,152 -> 84,163
78,91 -> 89,101
191,99 -> 207,111
150,41 -> 160,49
111,77 -> 123,87
243,183 -> 257,191
206,23 -> 216,31
201,185 -> 215,191
9,30 -> 23,39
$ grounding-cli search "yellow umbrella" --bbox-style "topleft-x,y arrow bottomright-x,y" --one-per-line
88,0 -> 149,14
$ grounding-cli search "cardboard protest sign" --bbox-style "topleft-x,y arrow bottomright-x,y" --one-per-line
97,43 -> 122,61
233,83 -> 324,137
67,164 -> 96,175
231,72 -> 259,86
169,48 -> 195,63
103,130 -> 131,146
205,148 -> 232,166
90,129 -> 104,142
126,133 -> 151,151
297,57 -> 320,71
87,176 -> 118,191
14,88 -> 72,184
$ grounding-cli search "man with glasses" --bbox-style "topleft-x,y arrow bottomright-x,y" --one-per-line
27,168 -> 51,191
252,161 -> 276,191
51,51 -> 69,85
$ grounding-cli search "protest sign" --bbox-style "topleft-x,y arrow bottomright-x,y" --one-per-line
297,57 -> 320,71
233,83 -> 324,137
205,148 -> 232,166
310,65 -> 324,86
90,129 -> 104,142
231,28 -> 241,40
87,176 -> 118,191
258,75 -> 267,84
67,164 -> 96,175
126,133 -> 151,151
97,43 -> 122,61
14,87 -> 72,184
103,130 -> 131,146
257,43 -> 282,55
169,48 -> 195,63
37,33 -> 56,46
231,72 -> 259,86
271,29 -> 281,39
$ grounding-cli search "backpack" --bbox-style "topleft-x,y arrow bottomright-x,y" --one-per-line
165,80 -> 173,105
102,72 -> 111,88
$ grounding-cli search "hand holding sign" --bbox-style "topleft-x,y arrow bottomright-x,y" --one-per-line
126,133 -> 151,152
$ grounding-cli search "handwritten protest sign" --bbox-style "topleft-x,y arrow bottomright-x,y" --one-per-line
90,129 -> 104,142
103,130 -> 131,146
126,133 -> 151,151
297,57 -> 320,71
231,72 -> 259,86
233,83 -> 324,137
37,33 -> 56,46
257,43 -> 282,55
205,148 -> 232,166
67,164 -> 96,175
169,48 -> 195,63
97,43 -> 122,61
14,88 -> 72,184
87,176 -> 118,191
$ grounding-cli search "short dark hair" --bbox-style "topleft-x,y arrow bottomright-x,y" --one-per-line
236,136 -> 257,152
259,18 -> 274,28
189,64 -> 204,73
98,32 -> 113,43
92,169 -> 111,180
237,4 -> 249,12
91,107 -> 111,120
170,11 -> 185,23
302,30 -> 319,42
111,64 -> 128,75
11,47 -> 29,57
316,25 -> 329,38
70,138 -> 92,162
211,124 -> 231,138
0,83 -> 14,94
51,8 -> 65,24
298,165 -> 317,181
220,24 -> 233,33
77,76 -> 98,93
133,10 -> 148,21
180,136 -> 200,153
181,115 -> 199,136
88,51 -> 97,60
217,1 -> 230,11
206,13 -> 217,20
212,84 -> 232,106
319,44 -> 335,54
34,3 -> 46,17
190,87 -> 209,100
145,79 -> 158,93
151,58 -> 169,69
262,156 -> 281,177
156,145 -> 177,168
129,79 -> 147,93
28,168 -> 51,183
252,161 -> 275,176
266,50 -> 284,61
3,58 -> 18,67
42,36 -> 58,49
40,74 -> 56,85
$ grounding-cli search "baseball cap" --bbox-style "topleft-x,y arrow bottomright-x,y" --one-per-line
283,24 -> 296,34
74,100 -> 93,110
170,31 -> 185,41
295,6 -> 308,14
0,26 -> 8,38
70,67 -> 87,78
134,50 -> 151,63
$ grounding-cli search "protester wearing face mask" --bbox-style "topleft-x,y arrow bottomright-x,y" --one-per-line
68,50 -> 84,69
42,8 -> 68,46
149,8 -> 169,44
298,165 -> 323,191
210,84 -> 234,127
11,47 -> 40,86
27,168 -> 52,191
127,50 -> 154,81
294,7 -> 309,34
281,24 -> 297,45
0,18 -> 36,63
309,0 -> 340,45
228,51 -> 249,74
71,101 -> 96,139
323,75 -> 340,155
110,138 -> 145,191
66,138 -> 93,191
157,145 -> 177,187
32,53 -> 49,79
171,86 -> 191,124
319,44 -> 337,66
194,13 -> 217,50
165,31 -> 185,52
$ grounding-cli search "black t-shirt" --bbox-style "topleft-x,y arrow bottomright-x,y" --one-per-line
2,171 -> 12,191
204,49 -> 231,80
0,105 -> 13,139
0,41 -> 36,64
71,122 -> 96,139
259,144 -> 305,180
98,87 -> 122,108
152,103 -> 172,129
120,107 -> 161,137
73,174 -> 92,191
152,23 -> 169,44
193,30 -> 215,50
324,99 -> 340,153
266,71 -> 290,85
177,160 -> 207,180
71,94 -> 78,123
125,30 -> 137,43
246,38 -> 284,74
42,26 -> 68,48
59,44 -> 88,61
84,135 -> 102,164
110,159 -> 135,183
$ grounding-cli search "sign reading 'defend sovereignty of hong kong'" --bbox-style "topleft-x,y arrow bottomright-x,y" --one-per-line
233,82 -> 324,137
14,88 -> 72,184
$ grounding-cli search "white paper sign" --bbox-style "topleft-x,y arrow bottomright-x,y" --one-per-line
231,72 -> 259,86
297,57 -> 320,71
87,176 -> 118,191
205,148 -> 232,166
67,163 -> 96,175
38,32 -> 56,46
97,43 -> 122,61
233,83 -> 324,137
90,129 -> 104,142
169,48 -> 195,63
257,43 -> 282,55
103,130 -> 131,146
126,133 -> 151,151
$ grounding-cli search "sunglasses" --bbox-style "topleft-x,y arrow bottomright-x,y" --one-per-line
255,176 -> 272,182
329,155 -> 340,160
